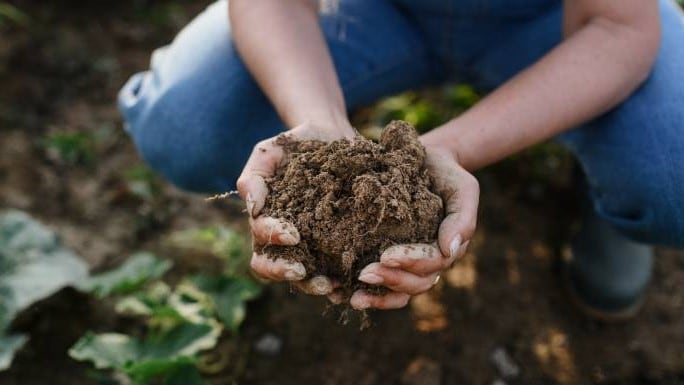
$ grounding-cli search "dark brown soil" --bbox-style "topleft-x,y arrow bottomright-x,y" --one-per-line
1,2 -> 683,385
260,121 -> 443,292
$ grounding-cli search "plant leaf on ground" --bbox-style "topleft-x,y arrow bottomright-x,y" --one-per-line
41,132 -> 96,166
191,275 -> 261,332
70,324 -> 212,385
0,210 -> 88,370
77,252 -> 172,298
122,164 -> 162,201
0,335 -> 28,371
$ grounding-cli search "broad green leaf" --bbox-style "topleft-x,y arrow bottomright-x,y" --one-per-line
116,281 -> 216,328
0,334 -> 28,370
71,324 -> 217,372
127,358 -> 206,385
162,362 -> 207,385
69,332 -> 139,369
191,275 -> 261,332
78,252 -> 172,298
139,323 -> 216,360
0,210 -> 88,370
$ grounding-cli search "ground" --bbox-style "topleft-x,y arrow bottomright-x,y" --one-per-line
0,1 -> 683,384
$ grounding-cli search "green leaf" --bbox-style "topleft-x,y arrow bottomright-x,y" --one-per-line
70,324 -> 217,373
69,332 -> 139,369
191,275 -> 261,332
41,132 -> 96,166
127,358 -> 206,385
139,323 -> 217,360
162,362 -> 207,385
0,334 -> 28,370
78,252 -> 172,298
0,210 -> 88,370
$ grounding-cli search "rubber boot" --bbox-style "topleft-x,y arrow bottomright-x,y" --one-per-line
566,211 -> 654,321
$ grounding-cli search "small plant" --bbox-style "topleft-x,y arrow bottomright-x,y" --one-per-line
42,132 -> 96,166
122,164 -> 163,202
71,233 -> 260,384
0,211 -> 88,370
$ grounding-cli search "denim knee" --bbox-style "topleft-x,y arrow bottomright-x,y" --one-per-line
588,163 -> 684,248
118,69 -> 251,193
119,69 -> 286,193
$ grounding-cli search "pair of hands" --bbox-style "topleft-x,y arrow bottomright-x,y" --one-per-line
236,122 -> 479,310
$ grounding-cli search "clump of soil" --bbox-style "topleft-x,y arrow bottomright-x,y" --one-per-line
258,121 -> 444,294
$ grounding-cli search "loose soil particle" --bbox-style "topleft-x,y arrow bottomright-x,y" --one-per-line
259,121 -> 444,294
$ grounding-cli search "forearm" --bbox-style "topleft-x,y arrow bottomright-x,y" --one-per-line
230,0 -> 351,132
422,13 -> 660,171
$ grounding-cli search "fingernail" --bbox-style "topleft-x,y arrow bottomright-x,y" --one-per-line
358,273 -> 383,285
246,192 -> 255,217
449,234 -> 462,259
309,276 -> 332,295
284,264 -> 306,280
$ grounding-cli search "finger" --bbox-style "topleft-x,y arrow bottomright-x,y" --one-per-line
379,243 -> 446,276
358,263 -> 438,296
250,253 -> 305,281
236,139 -> 284,217
250,216 -> 300,246
350,290 -> 411,310
436,169 -> 479,260
238,175 -> 268,217
293,275 -> 335,295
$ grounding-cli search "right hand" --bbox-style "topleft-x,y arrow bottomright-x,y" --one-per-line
236,121 -> 356,296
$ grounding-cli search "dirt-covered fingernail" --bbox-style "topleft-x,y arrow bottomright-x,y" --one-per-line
358,272 -> 383,285
359,263 -> 380,277
449,234 -> 462,259
246,192 -> 255,217
283,263 -> 306,280
308,276 -> 332,295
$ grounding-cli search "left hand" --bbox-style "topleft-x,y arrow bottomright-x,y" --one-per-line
349,144 -> 480,310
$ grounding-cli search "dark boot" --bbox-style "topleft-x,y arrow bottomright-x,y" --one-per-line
566,211 -> 653,320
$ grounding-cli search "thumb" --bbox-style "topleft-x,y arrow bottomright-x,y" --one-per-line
435,166 -> 479,262
236,139 -> 284,217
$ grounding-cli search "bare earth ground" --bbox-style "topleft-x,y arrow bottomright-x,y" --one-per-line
1,1 -> 683,384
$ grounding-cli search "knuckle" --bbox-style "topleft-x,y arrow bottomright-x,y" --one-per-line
465,173 -> 479,190
415,281 -> 433,295
249,256 -> 263,272
236,176 -> 249,194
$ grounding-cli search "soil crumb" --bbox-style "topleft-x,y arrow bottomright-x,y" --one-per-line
259,121 -> 444,295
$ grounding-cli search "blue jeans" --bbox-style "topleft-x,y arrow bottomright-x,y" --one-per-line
118,0 -> 684,247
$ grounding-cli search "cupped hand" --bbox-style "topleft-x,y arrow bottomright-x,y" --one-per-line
237,121 -> 356,296
350,144 -> 480,310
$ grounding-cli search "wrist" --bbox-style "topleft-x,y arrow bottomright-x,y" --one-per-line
287,108 -> 355,138
420,127 -> 464,165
